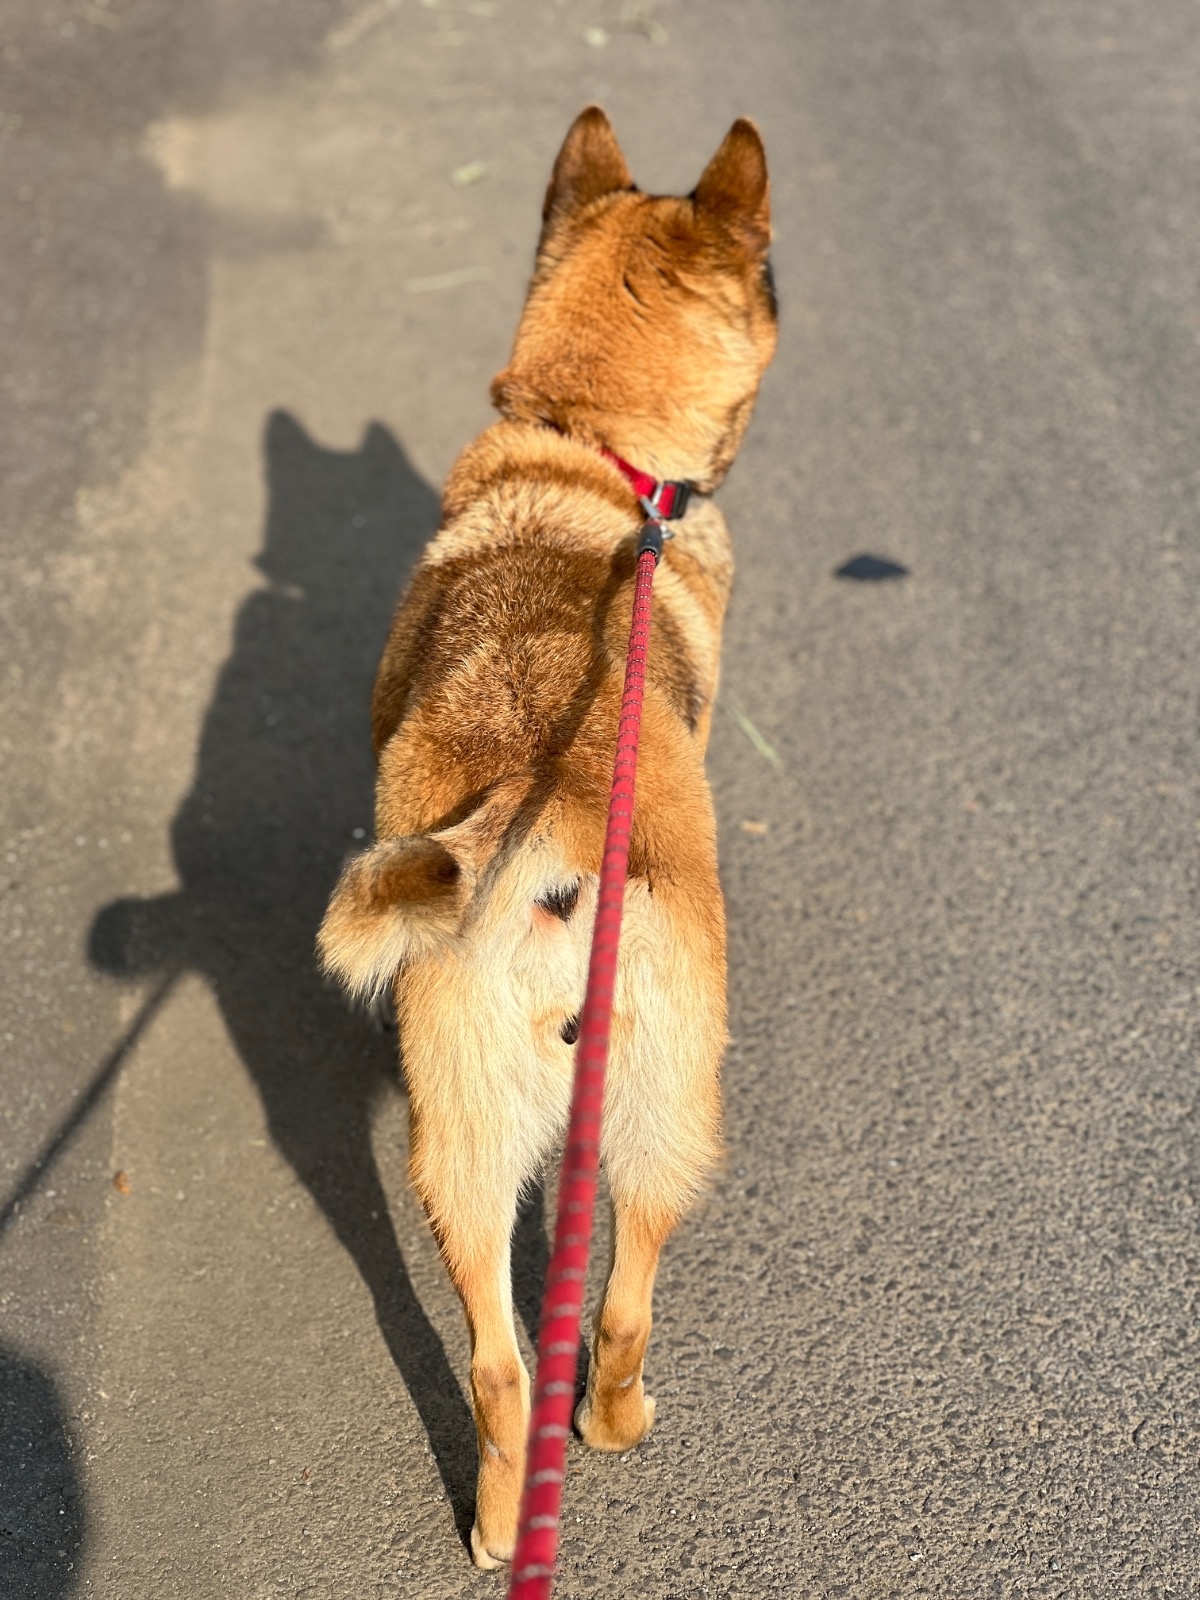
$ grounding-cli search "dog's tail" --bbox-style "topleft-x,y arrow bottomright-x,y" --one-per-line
317,832 -> 472,1003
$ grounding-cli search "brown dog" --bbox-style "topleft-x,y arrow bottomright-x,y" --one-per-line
318,107 -> 777,1568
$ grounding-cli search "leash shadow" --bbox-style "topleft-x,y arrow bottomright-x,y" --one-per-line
88,409 -> 487,1541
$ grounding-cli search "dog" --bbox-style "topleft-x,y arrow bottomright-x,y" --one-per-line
317,106 -> 777,1569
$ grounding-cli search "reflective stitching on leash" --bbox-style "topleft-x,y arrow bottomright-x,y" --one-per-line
507,484 -> 672,1599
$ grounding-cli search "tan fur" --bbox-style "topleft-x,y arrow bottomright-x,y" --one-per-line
317,107 -> 777,1568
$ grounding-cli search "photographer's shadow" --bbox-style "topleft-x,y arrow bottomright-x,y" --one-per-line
0,1344 -> 84,1599
89,409 -> 483,1534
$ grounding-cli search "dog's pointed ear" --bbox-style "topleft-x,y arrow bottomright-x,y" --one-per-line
543,106 -> 633,223
694,118 -> 771,255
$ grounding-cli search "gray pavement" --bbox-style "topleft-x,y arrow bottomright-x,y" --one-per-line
2,2 -> 1198,1596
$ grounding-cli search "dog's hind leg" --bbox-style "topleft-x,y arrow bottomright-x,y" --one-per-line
453,1229 -> 529,1571
575,876 -> 725,1452
398,959 -> 564,1570
409,1105 -> 531,1569
574,1195 -> 672,1451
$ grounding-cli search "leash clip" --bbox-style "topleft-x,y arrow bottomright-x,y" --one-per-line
637,494 -> 674,562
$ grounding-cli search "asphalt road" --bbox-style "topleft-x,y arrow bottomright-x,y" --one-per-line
3,2 -> 1199,1596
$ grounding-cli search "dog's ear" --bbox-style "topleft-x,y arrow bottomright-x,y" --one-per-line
693,118 -> 771,256
543,106 -> 633,223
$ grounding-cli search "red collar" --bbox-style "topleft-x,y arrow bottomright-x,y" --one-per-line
600,447 -> 692,521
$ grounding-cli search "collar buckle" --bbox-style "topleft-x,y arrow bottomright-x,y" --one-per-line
646,477 -> 690,520
600,445 -> 693,523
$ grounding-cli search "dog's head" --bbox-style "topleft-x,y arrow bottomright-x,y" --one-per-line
491,108 -> 778,493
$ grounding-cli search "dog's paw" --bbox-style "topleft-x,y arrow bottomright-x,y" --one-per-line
470,1523 -> 513,1571
574,1391 -> 656,1453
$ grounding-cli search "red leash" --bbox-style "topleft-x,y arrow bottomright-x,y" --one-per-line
507,506 -> 669,1598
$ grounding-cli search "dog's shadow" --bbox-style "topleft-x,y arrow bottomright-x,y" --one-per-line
89,410 -> 549,1541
